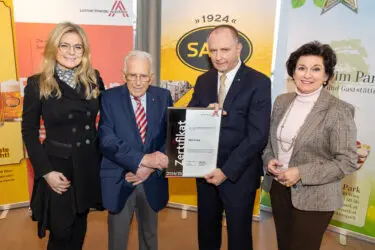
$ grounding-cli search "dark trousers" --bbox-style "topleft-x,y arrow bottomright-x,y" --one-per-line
270,180 -> 334,250
196,178 -> 256,250
47,191 -> 89,250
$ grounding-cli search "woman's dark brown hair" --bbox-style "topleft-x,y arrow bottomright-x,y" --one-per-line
286,41 -> 337,86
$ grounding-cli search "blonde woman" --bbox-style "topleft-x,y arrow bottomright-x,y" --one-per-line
22,22 -> 105,250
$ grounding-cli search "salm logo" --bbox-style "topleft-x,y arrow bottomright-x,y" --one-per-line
176,26 -> 253,72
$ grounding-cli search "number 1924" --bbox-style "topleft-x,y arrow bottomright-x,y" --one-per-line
202,14 -> 230,23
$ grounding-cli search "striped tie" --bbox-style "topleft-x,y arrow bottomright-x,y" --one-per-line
134,97 -> 147,144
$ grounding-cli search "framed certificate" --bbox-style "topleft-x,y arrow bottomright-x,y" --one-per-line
166,108 -> 222,177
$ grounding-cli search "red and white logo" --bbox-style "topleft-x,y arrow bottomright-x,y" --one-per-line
109,0 -> 129,17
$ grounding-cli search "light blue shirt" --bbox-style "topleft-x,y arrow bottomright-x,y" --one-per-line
130,93 -> 147,114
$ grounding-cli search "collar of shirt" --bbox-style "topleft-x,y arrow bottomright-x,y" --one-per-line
217,59 -> 242,95
130,93 -> 147,114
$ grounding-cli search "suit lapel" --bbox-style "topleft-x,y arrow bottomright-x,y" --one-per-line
56,75 -> 86,100
121,85 -> 143,145
290,89 -> 332,158
144,88 -> 159,147
223,64 -> 246,111
207,70 -> 219,103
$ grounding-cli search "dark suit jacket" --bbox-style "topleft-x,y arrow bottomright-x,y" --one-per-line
22,71 -> 105,237
99,84 -> 173,213
189,63 -> 271,193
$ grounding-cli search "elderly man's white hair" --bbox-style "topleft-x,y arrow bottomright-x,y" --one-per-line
123,50 -> 153,73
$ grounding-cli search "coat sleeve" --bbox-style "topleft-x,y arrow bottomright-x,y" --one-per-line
22,77 -> 53,179
159,91 -> 173,154
98,93 -> 143,173
95,69 -> 106,91
221,76 -> 272,182
188,75 -> 202,107
297,103 -> 358,185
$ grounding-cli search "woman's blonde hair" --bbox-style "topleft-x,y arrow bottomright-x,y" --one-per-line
39,22 -> 99,99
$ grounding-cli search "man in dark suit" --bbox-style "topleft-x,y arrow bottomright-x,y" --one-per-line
188,25 -> 271,250
99,50 -> 173,250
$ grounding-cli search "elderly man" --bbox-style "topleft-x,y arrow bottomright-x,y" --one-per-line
99,50 -> 173,250
188,25 -> 271,250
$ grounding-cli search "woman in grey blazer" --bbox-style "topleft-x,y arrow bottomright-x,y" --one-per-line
262,41 -> 358,250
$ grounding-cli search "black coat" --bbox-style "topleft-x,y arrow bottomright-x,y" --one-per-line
22,72 -> 105,237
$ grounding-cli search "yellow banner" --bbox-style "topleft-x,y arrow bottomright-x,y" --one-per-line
161,0 -> 277,214
0,122 -> 24,165
0,159 -> 29,205
0,0 -> 29,207
0,0 -> 18,82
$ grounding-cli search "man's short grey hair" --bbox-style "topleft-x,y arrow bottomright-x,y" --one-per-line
123,50 -> 153,73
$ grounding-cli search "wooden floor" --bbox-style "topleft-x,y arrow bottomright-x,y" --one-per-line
0,207 -> 374,250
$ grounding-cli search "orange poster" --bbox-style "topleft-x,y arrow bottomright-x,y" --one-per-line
0,0 -> 134,209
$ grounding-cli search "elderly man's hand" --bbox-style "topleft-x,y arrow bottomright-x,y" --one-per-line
141,151 -> 168,170
125,172 -> 141,184
128,166 -> 154,186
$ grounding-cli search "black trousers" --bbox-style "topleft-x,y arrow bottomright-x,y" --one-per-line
196,178 -> 256,250
270,180 -> 334,250
47,190 -> 89,250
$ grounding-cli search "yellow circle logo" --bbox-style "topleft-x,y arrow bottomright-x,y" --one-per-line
176,26 -> 253,72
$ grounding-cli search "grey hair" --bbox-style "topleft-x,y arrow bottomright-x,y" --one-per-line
123,50 -> 153,73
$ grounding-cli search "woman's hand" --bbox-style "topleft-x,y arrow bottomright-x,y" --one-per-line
266,159 -> 284,177
277,167 -> 301,187
44,171 -> 71,194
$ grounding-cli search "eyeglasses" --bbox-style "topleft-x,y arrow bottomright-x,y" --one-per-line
58,43 -> 84,54
125,73 -> 151,82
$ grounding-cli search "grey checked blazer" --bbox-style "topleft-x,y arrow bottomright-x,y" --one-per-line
262,89 -> 358,211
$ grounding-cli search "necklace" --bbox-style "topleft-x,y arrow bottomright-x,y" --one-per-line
277,88 -> 321,153
277,97 -> 299,153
